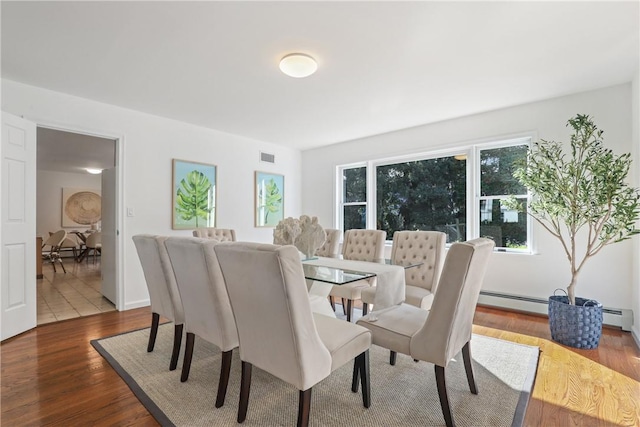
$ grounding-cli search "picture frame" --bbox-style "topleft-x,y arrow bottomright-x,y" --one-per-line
172,159 -> 217,230
255,171 -> 284,227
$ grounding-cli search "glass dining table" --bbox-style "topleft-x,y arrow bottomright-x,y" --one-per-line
301,258 -> 423,285
301,257 -> 423,319
301,263 -> 376,285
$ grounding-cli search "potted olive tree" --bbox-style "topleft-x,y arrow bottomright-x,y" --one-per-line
509,114 -> 640,349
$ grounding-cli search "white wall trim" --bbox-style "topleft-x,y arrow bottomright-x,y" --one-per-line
632,329 -> 640,351
124,299 -> 150,311
33,118 -> 126,311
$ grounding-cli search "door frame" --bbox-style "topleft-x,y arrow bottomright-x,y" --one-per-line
35,120 -> 124,311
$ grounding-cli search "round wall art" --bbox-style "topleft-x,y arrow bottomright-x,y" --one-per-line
64,191 -> 102,225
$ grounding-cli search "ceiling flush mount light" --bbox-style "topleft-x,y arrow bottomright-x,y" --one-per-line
86,168 -> 103,174
279,53 -> 317,78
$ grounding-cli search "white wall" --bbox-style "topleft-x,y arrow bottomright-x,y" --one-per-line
36,170 -> 101,238
302,84 -> 637,312
632,70 -> 640,343
3,79 -> 302,309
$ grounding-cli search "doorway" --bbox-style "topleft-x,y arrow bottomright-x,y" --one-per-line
36,127 -> 118,325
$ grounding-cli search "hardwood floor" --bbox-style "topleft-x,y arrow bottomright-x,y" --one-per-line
1,305 -> 639,426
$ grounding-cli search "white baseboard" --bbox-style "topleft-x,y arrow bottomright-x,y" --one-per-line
632,329 -> 640,351
124,299 -> 150,311
478,291 -> 633,331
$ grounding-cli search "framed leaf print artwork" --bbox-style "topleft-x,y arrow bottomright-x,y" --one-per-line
172,159 -> 217,229
255,171 -> 284,227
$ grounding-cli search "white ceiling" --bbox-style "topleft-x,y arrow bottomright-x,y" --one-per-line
2,1 -> 639,151
37,127 -> 115,174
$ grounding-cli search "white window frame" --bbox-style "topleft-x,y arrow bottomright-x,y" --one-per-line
336,135 -> 534,253
475,137 -> 532,252
337,162 -> 368,230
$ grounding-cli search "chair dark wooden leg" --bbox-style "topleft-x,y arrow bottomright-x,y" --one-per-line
181,332 -> 195,382
462,341 -> 478,394
51,258 -> 57,273
169,324 -> 183,370
297,388 -> 312,427
147,312 -> 160,352
341,298 -> 347,315
390,350 -> 397,366
215,350 -> 233,408
359,350 -> 371,408
238,361 -> 252,423
59,258 -> 66,273
435,365 -> 455,427
329,296 -> 335,311
351,356 -> 360,392
346,299 -> 353,322
363,303 -> 369,315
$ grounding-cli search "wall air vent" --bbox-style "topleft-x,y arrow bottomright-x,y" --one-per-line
260,152 -> 275,163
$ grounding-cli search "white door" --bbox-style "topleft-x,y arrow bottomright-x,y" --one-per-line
1,113 -> 37,340
101,167 -> 117,305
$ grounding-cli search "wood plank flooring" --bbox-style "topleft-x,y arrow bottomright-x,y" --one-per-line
1,305 -> 639,426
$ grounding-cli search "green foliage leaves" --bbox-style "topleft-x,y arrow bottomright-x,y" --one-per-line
376,157 -> 466,240
259,178 -> 282,223
175,170 -> 214,227
510,114 -> 640,303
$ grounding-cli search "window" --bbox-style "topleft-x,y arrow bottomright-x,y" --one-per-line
478,144 -> 529,250
376,156 -> 466,243
341,166 -> 367,231
337,138 -> 531,252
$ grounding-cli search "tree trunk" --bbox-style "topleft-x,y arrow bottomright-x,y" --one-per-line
567,274 -> 578,305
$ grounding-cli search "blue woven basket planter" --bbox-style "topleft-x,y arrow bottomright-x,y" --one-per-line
548,295 -> 603,349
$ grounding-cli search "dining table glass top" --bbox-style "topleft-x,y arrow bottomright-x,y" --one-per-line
301,257 -> 423,285
301,263 -> 376,285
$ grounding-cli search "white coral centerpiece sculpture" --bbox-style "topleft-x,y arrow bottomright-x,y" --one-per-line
273,215 -> 326,259
273,217 -> 302,246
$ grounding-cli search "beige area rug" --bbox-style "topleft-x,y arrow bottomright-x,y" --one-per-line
92,323 -> 539,427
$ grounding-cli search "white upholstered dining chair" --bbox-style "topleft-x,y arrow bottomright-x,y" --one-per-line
361,230 -> 446,315
132,235 -> 185,371
315,228 -> 341,258
356,238 -> 495,427
192,228 -> 237,242
164,237 -> 239,408
306,228 -> 342,316
328,229 -> 386,321
214,242 -> 372,427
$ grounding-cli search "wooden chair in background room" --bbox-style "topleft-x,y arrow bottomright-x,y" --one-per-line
164,237 -> 239,408
49,231 -> 79,261
85,231 -> 102,264
356,238 -> 495,427
328,229 -> 386,321
361,230 -> 446,315
132,235 -> 185,371
214,242 -> 372,427
41,229 -> 68,273
192,228 -> 237,242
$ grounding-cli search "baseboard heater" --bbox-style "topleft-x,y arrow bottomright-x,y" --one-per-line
478,290 -> 633,331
